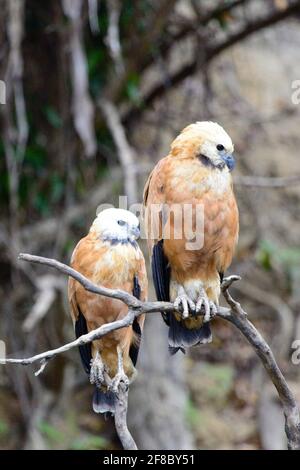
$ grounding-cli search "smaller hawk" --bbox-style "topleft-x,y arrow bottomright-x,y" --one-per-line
68,208 -> 148,414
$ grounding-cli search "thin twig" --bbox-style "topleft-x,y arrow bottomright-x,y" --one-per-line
235,174 -> 300,188
114,382 -> 137,450
88,0 -> 100,35
99,99 -> 139,204
105,0 -> 124,73
22,275 -> 64,332
62,0 -> 97,157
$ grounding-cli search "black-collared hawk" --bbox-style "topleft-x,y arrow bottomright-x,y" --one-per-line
143,121 -> 239,354
68,208 -> 147,414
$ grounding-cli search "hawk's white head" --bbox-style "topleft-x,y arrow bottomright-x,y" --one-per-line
91,208 -> 140,244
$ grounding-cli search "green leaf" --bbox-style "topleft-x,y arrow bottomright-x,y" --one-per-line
50,174 -> 64,203
25,145 -> 46,170
0,420 -> 8,437
88,49 -> 105,75
256,240 -> 277,271
44,107 -> 63,129
0,170 -> 9,201
34,192 -> 50,216
71,435 -> 107,450
257,240 -> 300,272
197,363 -> 234,404
216,13 -> 229,29
276,247 -> 300,267
125,74 -> 142,105
185,398 -> 201,427
38,421 -> 65,443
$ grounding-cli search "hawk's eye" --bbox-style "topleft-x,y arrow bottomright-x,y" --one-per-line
217,144 -> 225,151
117,220 -> 126,226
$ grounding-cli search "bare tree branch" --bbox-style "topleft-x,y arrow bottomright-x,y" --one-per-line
22,275 -> 64,333
62,0 -> 97,157
7,0 -> 28,158
235,174 -> 300,188
100,99 -> 139,204
0,307 -> 137,369
124,0 -> 300,123
197,0 -> 250,24
105,0 -> 124,73
137,0 -> 250,77
2,0 -> 28,256
103,0 -> 177,102
87,0 -> 100,35
0,255 -> 299,449
16,253 -> 179,314
114,381 -> 137,450
208,0 -> 300,60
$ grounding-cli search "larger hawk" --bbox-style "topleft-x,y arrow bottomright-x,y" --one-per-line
143,122 -> 239,353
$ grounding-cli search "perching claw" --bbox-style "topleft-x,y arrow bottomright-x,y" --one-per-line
109,346 -> 130,394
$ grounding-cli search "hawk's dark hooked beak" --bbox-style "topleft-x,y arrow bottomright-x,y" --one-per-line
131,226 -> 140,240
222,154 -> 236,172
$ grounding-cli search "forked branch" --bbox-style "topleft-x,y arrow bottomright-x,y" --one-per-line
0,253 -> 299,450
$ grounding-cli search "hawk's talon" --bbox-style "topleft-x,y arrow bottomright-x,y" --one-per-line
174,295 -> 195,319
109,346 -> 130,393
196,292 -> 217,323
109,373 -> 130,394
203,300 -> 217,323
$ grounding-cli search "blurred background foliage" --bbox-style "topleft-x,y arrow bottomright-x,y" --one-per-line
0,0 -> 300,450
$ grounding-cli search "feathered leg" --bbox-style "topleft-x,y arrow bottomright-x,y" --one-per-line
90,351 -> 105,387
109,346 -> 130,393
91,351 -> 117,415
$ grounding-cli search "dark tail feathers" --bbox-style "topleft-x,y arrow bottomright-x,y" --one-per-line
168,314 -> 212,355
93,388 -> 116,415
